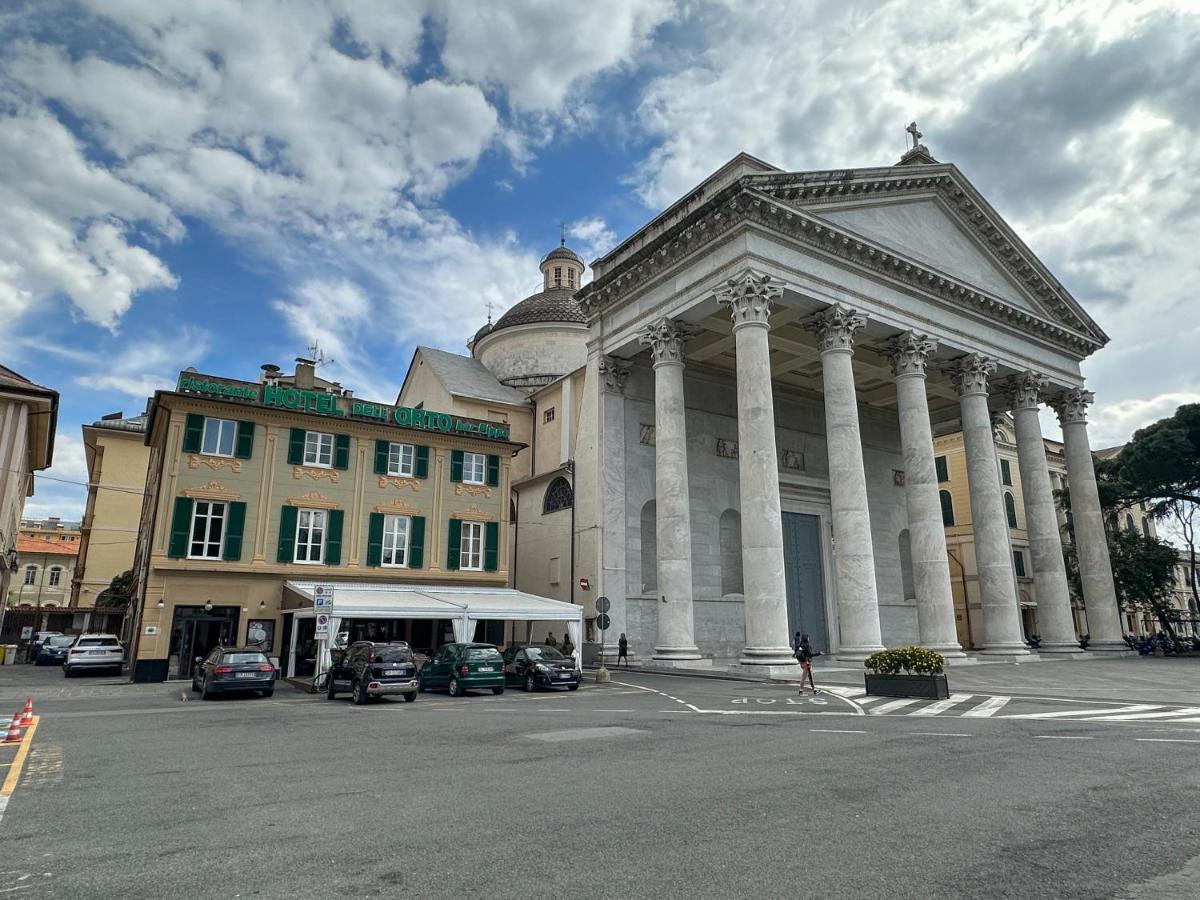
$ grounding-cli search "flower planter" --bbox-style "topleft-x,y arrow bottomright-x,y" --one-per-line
864,672 -> 949,700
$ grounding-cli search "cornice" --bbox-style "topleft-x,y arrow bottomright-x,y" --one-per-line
578,172 -> 1107,358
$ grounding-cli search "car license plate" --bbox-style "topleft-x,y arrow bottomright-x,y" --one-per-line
236,672 -> 257,678
477,666 -> 494,672
88,649 -> 106,655
385,669 -> 403,676
558,672 -> 571,679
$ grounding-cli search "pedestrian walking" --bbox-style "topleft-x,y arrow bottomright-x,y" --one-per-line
561,633 -> 575,656
796,632 -> 820,694
545,633 -> 557,648
617,633 -> 629,667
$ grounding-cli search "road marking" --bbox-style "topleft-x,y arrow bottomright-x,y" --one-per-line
1135,738 -> 1200,744
809,728 -> 867,734
906,732 -> 970,738
1034,735 -> 1095,740
962,696 -> 1011,718
593,709 -> 635,713
1008,704 -> 1161,720
0,716 -> 39,830
909,694 -> 973,716
869,698 -> 921,715
1089,707 -> 1200,722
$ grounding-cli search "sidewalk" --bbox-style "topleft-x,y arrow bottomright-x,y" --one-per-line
597,654 -> 1200,705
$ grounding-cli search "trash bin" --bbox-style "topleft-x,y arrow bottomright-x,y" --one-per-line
2,645 -> 17,665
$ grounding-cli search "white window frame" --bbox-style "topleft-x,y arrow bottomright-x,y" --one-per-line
303,431 -> 335,468
387,442 -> 415,478
295,508 -> 327,564
381,515 -> 410,568
48,567 -> 62,587
188,500 -> 227,560
23,565 -> 36,586
201,417 -> 237,457
462,451 -> 487,485
459,521 -> 483,571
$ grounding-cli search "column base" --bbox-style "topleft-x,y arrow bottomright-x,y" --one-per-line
1083,640 -> 1137,655
834,644 -> 887,663
925,642 -> 968,659
727,663 -> 804,680
647,657 -> 713,669
1038,642 -> 1086,655
652,647 -> 703,662
978,643 -> 1032,657
739,646 -> 799,667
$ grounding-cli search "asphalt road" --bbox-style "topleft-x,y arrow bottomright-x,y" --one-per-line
1,665 -> 1199,899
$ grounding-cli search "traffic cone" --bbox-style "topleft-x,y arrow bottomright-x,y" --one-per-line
19,697 -> 33,727
2,713 -> 21,744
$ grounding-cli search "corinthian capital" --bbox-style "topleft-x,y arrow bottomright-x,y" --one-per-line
1051,387 -> 1094,425
599,355 -> 632,394
944,353 -> 998,397
885,331 -> 938,378
803,303 -> 867,353
1006,371 -> 1049,410
716,271 -> 782,329
638,318 -> 696,366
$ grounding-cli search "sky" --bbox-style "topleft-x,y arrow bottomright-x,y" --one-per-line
3,0 -> 1199,520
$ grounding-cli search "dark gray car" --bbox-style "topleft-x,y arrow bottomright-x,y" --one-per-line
192,647 -> 275,699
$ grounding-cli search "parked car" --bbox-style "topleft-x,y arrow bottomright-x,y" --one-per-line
418,643 -> 505,696
327,640 -> 418,705
502,645 -> 580,692
30,631 -> 62,659
192,647 -> 276,699
36,634 -> 76,666
63,634 -> 124,677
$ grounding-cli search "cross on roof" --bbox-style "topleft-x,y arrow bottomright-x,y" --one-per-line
906,121 -> 923,150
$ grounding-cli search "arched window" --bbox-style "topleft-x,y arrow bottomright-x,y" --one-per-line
1141,518 -> 1150,539
23,565 -> 36,586
719,509 -> 743,596
542,477 -> 574,514
510,499 -> 518,523
640,500 -> 657,594
1004,491 -> 1018,529
1125,513 -> 1135,533
898,529 -> 914,600
49,567 -> 62,587
939,490 -> 955,527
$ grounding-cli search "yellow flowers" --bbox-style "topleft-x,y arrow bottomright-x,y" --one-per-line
863,646 -> 945,675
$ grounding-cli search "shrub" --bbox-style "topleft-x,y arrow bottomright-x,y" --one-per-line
864,646 -> 945,675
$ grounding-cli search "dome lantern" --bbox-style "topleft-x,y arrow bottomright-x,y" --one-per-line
539,234 -> 585,291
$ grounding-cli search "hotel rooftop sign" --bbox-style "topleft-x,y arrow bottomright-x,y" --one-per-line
176,373 -> 511,442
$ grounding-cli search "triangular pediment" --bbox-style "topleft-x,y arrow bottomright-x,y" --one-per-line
811,197 -> 1040,314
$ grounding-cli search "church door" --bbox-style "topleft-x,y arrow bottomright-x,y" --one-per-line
782,512 -> 829,654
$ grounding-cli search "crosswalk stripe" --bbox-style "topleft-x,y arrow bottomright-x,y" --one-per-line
869,698 -> 921,715
909,693 -> 973,716
1168,716 -> 1200,723
1088,707 -> 1200,721
855,695 -> 885,706
819,686 -> 864,699
1008,704 -> 1160,720
962,696 -> 1011,717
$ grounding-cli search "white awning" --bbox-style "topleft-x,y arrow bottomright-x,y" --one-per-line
282,582 -> 582,623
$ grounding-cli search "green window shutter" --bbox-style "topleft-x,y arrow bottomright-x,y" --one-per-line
446,519 -> 461,570
450,449 -> 464,483
486,454 -> 500,488
277,505 -> 298,563
409,516 -> 425,569
325,509 -> 344,565
414,445 -> 429,479
235,421 -> 255,459
287,429 -> 306,465
366,512 -> 384,567
223,501 -> 247,561
334,434 -> 351,470
168,497 -> 194,558
374,440 -> 390,475
484,521 -> 499,572
182,414 -> 204,454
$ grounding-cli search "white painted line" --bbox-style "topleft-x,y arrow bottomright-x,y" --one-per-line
1089,707 -> 1200,722
0,794 -> 7,828
854,695 -> 885,706
1168,717 -> 1200,724
869,698 -> 921,715
906,732 -> 970,738
1008,704 -> 1160,720
809,729 -> 868,734
593,709 -> 635,713
1135,738 -> 1200,744
962,696 -> 1011,718
909,694 -> 973,716
1034,735 -> 1095,740
818,686 -> 864,699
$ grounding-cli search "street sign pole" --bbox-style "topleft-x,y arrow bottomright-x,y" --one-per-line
595,596 -> 611,683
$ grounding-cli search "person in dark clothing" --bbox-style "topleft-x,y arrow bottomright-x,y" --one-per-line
545,633 -> 557,648
561,633 -> 575,656
617,633 -> 629,667
796,632 -> 820,694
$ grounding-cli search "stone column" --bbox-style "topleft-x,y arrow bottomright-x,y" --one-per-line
1052,388 -> 1126,651
804,304 -> 885,659
945,354 -> 1029,655
886,332 -> 964,657
717,273 -> 799,668
597,354 -> 632,663
1008,372 -> 1083,654
638,319 -> 702,662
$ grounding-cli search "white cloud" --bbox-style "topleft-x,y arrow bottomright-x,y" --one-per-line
74,326 -> 213,402
567,216 -> 618,262
1084,392 -> 1200,450
27,434 -> 90,521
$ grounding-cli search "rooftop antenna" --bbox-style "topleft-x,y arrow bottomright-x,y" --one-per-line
307,339 -> 334,368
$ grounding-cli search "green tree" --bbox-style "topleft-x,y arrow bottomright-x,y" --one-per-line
96,569 -> 135,608
1107,530 -> 1180,640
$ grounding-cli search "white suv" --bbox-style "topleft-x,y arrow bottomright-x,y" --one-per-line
63,634 -> 124,677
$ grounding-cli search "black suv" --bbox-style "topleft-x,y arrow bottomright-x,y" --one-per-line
327,641 -> 419,705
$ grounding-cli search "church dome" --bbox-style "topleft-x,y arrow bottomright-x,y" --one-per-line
540,245 -> 585,267
472,321 -> 494,342
491,288 -> 587,333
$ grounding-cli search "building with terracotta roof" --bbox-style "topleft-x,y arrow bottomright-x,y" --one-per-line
8,534 -> 78,608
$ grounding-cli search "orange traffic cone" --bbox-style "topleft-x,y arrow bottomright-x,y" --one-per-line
2,713 -> 21,744
19,697 -> 33,727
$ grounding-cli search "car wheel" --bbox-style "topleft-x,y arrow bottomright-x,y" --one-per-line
568,684 -> 579,691
491,686 -> 504,696
417,675 -> 427,693
524,673 -> 536,692
201,681 -> 213,701
448,676 -> 460,697
261,688 -> 274,698
404,692 -> 417,703
353,680 -> 368,705
191,677 -> 201,693
63,666 -> 72,678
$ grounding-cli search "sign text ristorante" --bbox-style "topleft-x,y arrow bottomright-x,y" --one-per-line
177,374 -> 511,441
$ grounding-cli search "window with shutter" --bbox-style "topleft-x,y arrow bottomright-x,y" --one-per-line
414,445 -> 429,479
182,414 -> 204,454
277,506 -> 299,563
223,501 -> 247,561
409,516 -> 425,568
168,496 -> 194,558
484,521 -> 499,571
287,429 -> 306,465
235,421 -> 255,459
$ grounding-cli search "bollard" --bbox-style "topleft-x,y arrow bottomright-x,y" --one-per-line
595,665 -> 611,683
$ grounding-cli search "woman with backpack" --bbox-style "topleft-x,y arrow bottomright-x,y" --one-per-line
795,631 -> 820,694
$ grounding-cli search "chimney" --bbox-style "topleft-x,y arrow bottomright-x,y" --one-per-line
260,363 -> 281,385
294,358 -> 315,389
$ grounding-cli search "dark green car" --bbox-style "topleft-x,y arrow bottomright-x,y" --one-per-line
418,643 -> 506,696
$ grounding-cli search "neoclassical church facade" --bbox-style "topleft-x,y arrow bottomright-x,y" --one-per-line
401,142 -> 1124,668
